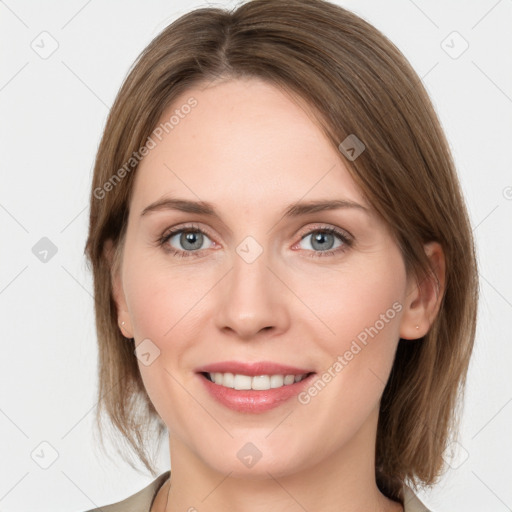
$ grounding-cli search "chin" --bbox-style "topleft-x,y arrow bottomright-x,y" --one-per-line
200,442 -> 310,481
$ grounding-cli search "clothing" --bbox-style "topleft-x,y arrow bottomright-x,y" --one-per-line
84,470 -> 432,512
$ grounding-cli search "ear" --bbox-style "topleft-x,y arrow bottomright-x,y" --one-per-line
104,238 -> 134,339
399,241 -> 446,340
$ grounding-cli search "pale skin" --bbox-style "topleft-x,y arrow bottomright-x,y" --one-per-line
106,77 -> 445,512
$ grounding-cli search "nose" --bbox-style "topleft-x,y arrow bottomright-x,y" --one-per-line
214,245 -> 290,340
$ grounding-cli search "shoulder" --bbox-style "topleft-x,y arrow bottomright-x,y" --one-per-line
403,484 -> 432,512
83,471 -> 170,512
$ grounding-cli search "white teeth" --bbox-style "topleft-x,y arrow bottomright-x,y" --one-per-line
207,372 -> 309,390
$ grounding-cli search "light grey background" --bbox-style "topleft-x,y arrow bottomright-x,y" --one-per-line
1,0 -> 511,511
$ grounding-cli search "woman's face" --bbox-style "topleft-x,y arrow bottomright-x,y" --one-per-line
113,77 -> 419,478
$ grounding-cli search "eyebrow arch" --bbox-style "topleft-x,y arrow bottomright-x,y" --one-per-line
140,197 -> 369,219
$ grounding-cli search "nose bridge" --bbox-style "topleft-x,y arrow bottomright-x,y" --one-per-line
215,234 -> 288,338
232,235 -> 270,294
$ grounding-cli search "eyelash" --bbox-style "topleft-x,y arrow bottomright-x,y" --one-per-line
157,223 -> 353,259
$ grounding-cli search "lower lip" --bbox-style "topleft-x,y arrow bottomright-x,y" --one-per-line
197,372 -> 316,413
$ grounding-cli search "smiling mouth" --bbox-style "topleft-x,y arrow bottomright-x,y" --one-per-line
200,371 -> 315,391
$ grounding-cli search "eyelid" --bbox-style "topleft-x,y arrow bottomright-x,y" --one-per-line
296,222 -> 353,242
161,222 -> 216,241
161,222 -> 353,242
159,222 -> 353,257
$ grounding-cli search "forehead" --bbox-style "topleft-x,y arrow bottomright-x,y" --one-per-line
131,77 -> 367,214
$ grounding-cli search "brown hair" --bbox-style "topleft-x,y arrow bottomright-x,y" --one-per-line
84,0 -> 478,502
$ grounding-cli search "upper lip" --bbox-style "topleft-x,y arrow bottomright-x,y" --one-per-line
195,360 -> 315,377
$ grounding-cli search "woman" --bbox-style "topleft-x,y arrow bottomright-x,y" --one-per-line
84,0 -> 478,510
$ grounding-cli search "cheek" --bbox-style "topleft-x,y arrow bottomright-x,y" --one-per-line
121,252 -> 210,427
335,276 -> 402,346
122,243 -> 208,342
285,261 -> 406,448
302,258 -> 404,337
294,251 -> 407,379
125,273 -> 175,341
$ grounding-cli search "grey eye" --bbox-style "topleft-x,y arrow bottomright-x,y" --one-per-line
168,230 -> 213,252
299,230 -> 343,252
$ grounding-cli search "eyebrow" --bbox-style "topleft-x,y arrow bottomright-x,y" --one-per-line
141,197 -> 369,219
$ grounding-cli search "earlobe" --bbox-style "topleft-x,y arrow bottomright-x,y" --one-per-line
104,238 -> 134,339
399,241 -> 446,340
